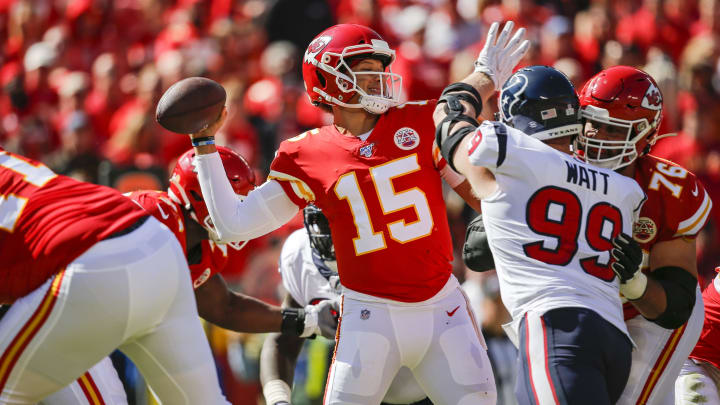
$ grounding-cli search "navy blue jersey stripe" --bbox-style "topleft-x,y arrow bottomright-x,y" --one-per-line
492,122 -> 508,168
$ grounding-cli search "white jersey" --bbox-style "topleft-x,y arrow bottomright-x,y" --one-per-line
278,229 -> 429,404
279,229 -> 341,306
467,121 -> 646,339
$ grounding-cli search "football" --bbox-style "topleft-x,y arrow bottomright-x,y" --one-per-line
156,77 -> 226,134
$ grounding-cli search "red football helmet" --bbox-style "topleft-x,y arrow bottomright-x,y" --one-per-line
168,146 -> 256,249
574,66 -> 664,170
302,24 -> 402,115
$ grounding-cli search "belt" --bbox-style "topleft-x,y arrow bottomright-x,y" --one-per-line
105,215 -> 150,240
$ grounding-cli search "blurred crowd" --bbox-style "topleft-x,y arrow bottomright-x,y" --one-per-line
2,0 -> 720,403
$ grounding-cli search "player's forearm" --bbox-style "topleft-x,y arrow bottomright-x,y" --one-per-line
628,276 -> 667,319
260,332 -> 304,386
204,292 -> 284,333
193,156 -> 299,242
460,71 -> 498,110
196,274 -> 283,332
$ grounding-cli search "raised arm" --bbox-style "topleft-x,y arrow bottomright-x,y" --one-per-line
187,109 -> 299,242
434,21 -> 529,198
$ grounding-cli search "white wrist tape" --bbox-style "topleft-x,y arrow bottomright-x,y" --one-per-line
300,306 -> 318,338
263,379 -> 292,404
620,272 -> 648,301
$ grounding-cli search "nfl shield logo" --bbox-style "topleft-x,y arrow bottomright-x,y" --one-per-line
359,143 -> 375,158
360,309 -> 371,320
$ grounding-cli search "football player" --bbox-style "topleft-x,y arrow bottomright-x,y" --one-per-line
0,148 -> 229,404
180,22 -> 526,404
575,66 -> 711,405
43,147 -> 339,404
260,205 -> 432,405
435,59 -> 647,403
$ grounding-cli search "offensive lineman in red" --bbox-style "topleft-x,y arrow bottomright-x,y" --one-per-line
47,146 -> 338,404
574,66 -> 712,405
181,22 -> 532,404
0,148 -> 230,403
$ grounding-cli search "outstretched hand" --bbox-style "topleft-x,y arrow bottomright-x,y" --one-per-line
474,21 -> 530,91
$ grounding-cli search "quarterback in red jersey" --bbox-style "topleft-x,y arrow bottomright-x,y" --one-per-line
182,23 -> 515,405
0,148 -> 230,404
574,66 -> 711,405
46,146 -> 339,405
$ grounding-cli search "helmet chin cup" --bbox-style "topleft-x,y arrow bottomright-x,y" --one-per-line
360,94 -> 391,114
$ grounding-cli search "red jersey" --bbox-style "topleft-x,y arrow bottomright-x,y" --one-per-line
0,150 -> 146,304
126,190 -> 243,288
689,270 -> 720,369
624,154 -> 713,319
269,101 -> 454,302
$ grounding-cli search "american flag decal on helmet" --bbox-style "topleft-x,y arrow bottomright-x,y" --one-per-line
540,108 -> 557,119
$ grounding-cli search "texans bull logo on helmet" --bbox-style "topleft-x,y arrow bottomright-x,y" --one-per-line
499,72 -> 529,123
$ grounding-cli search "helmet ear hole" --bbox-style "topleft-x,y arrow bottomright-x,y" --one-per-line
316,70 -> 326,87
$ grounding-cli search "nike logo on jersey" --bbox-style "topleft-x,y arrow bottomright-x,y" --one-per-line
692,183 -> 699,197
446,306 -> 460,317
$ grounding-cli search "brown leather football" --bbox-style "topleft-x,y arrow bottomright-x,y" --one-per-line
156,77 -> 226,134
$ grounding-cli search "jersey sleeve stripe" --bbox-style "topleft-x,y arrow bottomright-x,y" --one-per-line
268,170 -> 316,202
675,191 -> 712,237
492,122 -> 508,168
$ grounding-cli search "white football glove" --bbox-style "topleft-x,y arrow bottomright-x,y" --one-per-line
474,21 -> 531,91
300,297 -> 340,339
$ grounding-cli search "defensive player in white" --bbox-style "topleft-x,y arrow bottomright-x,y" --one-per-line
260,205 -> 432,405
434,61 -> 646,403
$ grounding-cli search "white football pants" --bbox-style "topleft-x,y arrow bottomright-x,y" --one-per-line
40,357 -> 127,405
617,286 -> 704,405
0,217 -> 229,404
324,275 -> 496,405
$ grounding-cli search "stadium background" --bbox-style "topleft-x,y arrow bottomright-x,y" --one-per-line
1,0 -> 719,403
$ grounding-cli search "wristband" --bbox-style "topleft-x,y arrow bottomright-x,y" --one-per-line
191,136 -> 215,147
263,380 -> 292,405
281,308 -> 306,336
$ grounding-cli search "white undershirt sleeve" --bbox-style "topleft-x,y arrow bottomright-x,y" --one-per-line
195,152 -> 300,243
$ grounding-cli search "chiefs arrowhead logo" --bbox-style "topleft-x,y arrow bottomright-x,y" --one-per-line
304,35 -> 331,64
641,84 -> 663,110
